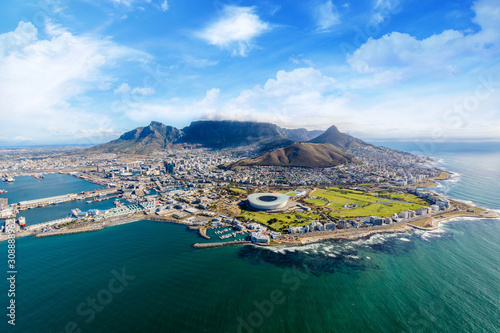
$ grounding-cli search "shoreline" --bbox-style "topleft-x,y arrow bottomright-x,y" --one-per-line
1,209 -> 498,244
2,200 -> 499,246
268,210 -> 499,247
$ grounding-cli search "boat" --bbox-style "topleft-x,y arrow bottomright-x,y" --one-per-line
4,177 -> 15,183
17,217 -> 26,227
0,189 -> 7,194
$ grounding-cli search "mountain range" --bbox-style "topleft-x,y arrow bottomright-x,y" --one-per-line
86,120 -> 371,168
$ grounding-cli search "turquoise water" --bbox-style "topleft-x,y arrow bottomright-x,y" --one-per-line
1,143 -> 500,332
0,174 -> 110,225
0,173 -> 104,204
16,197 -> 117,225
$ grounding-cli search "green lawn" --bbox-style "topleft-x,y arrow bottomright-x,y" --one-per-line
378,192 -> 428,205
328,202 -> 423,219
309,188 -> 425,219
240,210 -> 320,231
229,188 -> 247,195
304,198 -> 328,207
313,188 -> 379,206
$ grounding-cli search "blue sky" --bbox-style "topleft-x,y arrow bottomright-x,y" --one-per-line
0,0 -> 499,145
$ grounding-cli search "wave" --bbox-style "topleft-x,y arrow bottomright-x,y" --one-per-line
444,172 -> 462,183
345,254 -> 360,260
491,209 -> 500,217
266,231 -> 408,256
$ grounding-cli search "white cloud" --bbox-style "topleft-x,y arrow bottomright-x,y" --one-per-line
0,20 -> 149,144
125,88 -> 220,124
347,0 -> 500,81
114,83 -> 132,95
182,55 -> 218,68
313,0 -> 340,32
122,65 -> 500,139
160,0 -> 169,11
289,54 -> 315,67
114,83 -> 155,96
132,87 -> 155,96
197,5 -> 270,56
0,21 -> 37,56
111,0 -> 135,7
374,0 -> 399,11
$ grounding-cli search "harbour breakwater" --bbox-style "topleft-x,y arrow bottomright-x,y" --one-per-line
192,240 -> 251,248
36,226 -> 104,237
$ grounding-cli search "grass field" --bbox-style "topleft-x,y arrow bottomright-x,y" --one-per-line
229,188 -> 247,195
310,188 -> 425,219
240,210 -> 320,231
378,192 -> 428,205
304,198 -> 328,206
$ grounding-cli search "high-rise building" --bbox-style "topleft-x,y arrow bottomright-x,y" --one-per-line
0,198 -> 7,210
164,160 -> 175,174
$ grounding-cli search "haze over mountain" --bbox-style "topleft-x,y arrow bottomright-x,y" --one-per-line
225,142 -> 357,169
277,127 -> 324,142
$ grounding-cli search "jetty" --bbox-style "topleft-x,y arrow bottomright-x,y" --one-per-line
192,240 -> 251,248
36,226 -> 103,237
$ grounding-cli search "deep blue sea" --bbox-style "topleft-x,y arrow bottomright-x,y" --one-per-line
1,142 -> 499,333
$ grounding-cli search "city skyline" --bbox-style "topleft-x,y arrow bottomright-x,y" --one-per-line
1,0 -> 499,145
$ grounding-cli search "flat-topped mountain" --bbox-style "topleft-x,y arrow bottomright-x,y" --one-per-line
84,120 -> 369,162
86,120 -> 327,154
181,120 -> 291,148
225,142 -> 356,169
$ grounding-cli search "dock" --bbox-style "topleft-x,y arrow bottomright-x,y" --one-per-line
192,240 -> 251,248
35,226 -> 103,237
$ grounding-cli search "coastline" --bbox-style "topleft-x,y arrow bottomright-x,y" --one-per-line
417,171 -> 450,188
2,207 -> 498,245
2,164 -> 498,246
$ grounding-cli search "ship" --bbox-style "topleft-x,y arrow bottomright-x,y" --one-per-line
17,216 -> 26,227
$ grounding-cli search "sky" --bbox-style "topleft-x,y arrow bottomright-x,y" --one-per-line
0,0 -> 499,145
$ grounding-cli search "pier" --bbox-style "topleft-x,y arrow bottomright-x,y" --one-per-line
25,217 -> 74,231
36,226 -> 103,237
192,240 -> 251,248
142,215 -> 194,225
17,188 -> 119,210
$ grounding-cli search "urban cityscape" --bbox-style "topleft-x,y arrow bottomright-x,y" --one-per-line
1,0 -> 499,332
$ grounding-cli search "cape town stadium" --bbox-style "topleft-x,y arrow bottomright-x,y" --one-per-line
247,193 -> 289,211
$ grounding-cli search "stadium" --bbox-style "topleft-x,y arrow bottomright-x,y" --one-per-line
247,193 -> 289,211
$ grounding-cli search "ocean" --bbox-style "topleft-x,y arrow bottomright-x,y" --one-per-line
1,142 -> 499,333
